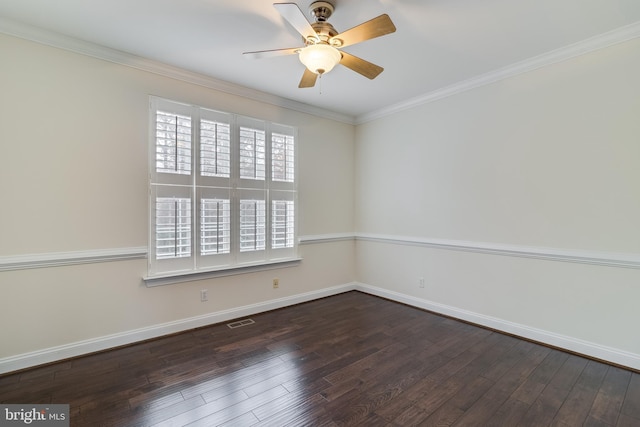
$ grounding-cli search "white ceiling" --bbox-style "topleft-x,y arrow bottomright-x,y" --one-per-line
1,0 -> 640,120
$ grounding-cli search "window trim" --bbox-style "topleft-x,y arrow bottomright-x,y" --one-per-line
143,258 -> 302,287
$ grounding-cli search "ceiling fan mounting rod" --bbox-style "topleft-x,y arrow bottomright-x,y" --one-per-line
309,1 -> 334,22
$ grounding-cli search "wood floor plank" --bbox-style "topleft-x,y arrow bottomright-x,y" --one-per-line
518,354 -> 589,427
1,291 -> 636,426
453,342 -> 549,426
180,385 -> 289,427
552,360 -> 609,426
217,410 -> 260,427
128,389 -> 185,413
254,393 -> 336,427
620,372 -> 640,420
332,355 -> 448,425
463,342 -> 551,427
389,374 -> 464,423
322,341 -> 409,386
588,365 -> 632,425
418,375 -> 495,426
583,415 -> 614,427
509,348 -> 569,405
381,346 -> 483,419
178,356 -> 285,401
485,396 -> 531,427
617,413 -> 640,427
242,353 -> 324,398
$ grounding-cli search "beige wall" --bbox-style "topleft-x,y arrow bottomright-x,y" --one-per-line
0,34 -> 356,364
356,39 -> 640,251
355,38 -> 640,364
2,30 -> 640,372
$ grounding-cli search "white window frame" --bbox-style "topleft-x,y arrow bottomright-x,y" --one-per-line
146,97 -> 298,283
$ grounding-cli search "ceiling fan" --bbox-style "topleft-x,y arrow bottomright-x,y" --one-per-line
243,1 -> 396,88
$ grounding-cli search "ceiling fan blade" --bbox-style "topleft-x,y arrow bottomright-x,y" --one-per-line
339,51 -> 384,79
274,3 -> 318,42
298,68 -> 318,88
243,47 -> 300,59
331,14 -> 396,48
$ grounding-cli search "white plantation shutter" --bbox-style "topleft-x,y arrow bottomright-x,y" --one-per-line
200,119 -> 231,178
148,97 -> 297,278
149,184 -> 193,275
272,200 -> 294,249
196,187 -> 233,270
155,197 -> 192,259
155,111 -> 192,175
239,126 -> 266,181
269,124 -> 296,259
240,199 -> 266,252
200,198 -> 231,255
272,133 -> 295,183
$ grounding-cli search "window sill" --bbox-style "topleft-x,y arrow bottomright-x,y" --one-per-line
143,258 -> 302,287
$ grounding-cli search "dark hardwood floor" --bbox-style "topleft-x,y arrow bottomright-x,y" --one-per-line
1,291 -> 639,426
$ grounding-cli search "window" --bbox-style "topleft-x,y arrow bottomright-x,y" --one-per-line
148,97 -> 297,277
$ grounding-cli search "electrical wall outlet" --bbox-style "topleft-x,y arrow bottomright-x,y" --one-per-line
200,289 -> 208,302
273,278 -> 279,289
419,277 -> 425,288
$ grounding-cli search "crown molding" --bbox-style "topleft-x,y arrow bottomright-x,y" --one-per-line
356,20 -> 640,124
2,16 -> 638,127
0,17 -> 356,125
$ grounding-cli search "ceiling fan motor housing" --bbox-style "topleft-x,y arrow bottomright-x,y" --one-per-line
307,2 -> 340,46
310,22 -> 339,43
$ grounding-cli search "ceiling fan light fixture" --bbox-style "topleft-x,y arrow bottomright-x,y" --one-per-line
299,43 -> 341,75
244,2 -> 396,88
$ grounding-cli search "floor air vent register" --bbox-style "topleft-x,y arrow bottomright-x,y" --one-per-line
227,318 -> 255,329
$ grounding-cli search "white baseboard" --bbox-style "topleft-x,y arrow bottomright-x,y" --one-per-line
354,283 -> 640,371
3,281 -> 638,374
0,283 -> 357,374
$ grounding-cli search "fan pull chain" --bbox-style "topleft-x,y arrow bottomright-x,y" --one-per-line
318,73 -> 323,95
